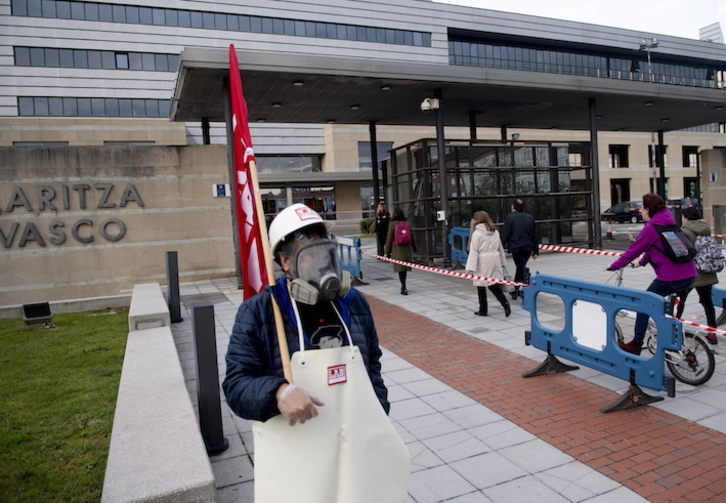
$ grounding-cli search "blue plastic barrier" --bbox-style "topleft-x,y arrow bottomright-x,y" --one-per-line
449,227 -> 470,265
334,235 -> 363,281
712,285 -> 726,310
522,273 -> 682,412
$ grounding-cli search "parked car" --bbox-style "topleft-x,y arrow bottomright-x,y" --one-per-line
601,201 -> 643,223
666,197 -> 702,212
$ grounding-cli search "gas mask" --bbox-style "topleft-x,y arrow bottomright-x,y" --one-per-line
287,234 -> 350,305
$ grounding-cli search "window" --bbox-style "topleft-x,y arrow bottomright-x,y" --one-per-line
682,146 -> 698,168
648,145 -> 668,167
104,141 -> 155,145
14,141 -> 69,146
11,0 -> 430,47
17,96 -> 171,117
358,142 -> 393,171
14,47 -> 30,65
256,155 -> 322,173
101,51 -> 115,69
608,145 -> 629,168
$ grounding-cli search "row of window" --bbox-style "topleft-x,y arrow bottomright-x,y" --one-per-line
14,47 -> 180,72
11,0 -> 431,47
14,141 -> 155,146
449,41 -> 721,89
18,97 -> 171,118
608,145 -> 704,168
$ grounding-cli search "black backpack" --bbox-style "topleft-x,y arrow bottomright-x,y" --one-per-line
650,224 -> 697,264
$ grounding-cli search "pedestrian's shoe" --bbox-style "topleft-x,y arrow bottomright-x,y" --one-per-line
401,288 -> 408,296
705,333 -> 718,345
618,339 -> 643,355
503,302 -> 511,317
474,310 -> 487,316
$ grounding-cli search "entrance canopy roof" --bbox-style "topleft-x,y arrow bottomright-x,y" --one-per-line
171,48 -> 725,133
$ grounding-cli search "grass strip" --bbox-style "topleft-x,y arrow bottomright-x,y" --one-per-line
0,310 -> 128,502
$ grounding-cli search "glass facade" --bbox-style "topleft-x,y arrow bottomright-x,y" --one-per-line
357,142 -> 393,171
14,47 -> 180,72
390,139 -> 594,259
255,155 -> 322,174
449,40 -> 723,89
18,97 -> 171,117
11,0 -> 431,47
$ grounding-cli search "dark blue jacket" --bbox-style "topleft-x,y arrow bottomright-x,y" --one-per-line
223,278 -> 389,422
501,211 -> 540,254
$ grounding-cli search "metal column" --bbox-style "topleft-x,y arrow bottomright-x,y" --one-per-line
589,98 -> 602,249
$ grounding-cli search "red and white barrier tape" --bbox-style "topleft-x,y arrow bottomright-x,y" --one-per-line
361,249 -> 527,288
669,316 -> 726,336
538,244 -> 623,257
361,247 -> 725,337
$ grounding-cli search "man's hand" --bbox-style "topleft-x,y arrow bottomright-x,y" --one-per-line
532,253 -> 539,260
276,384 -> 325,426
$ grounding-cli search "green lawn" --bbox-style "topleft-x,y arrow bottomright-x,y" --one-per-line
0,310 -> 128,503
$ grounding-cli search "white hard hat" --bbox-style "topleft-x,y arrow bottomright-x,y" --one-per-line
268,203 -> 334,256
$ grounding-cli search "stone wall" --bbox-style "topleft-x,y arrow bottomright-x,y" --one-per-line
701,148 -> 726,233
0,145 -> 235,305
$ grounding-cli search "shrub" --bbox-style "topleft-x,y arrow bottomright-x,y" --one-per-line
360,217 -> 375,235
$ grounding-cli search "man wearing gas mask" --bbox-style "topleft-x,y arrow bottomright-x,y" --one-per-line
223,203 -> 409,503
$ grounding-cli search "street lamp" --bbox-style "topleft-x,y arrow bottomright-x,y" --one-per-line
639,38 -> 659,82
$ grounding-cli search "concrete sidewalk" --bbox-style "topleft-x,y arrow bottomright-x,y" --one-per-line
170,239 -> 726,503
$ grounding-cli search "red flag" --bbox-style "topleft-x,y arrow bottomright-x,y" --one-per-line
229,45 -> 268,300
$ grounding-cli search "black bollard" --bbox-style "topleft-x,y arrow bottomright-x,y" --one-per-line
166,251 -> 182,323
191,302 -> 229,455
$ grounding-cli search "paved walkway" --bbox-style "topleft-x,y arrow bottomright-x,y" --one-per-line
170,238 -> 726,503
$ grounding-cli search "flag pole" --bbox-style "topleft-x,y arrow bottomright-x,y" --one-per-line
248,159 -> 293,382
228,44 -> 292,382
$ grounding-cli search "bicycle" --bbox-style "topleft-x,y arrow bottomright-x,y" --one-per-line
609,267 -> 715,386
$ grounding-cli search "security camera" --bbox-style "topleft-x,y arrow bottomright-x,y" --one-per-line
420,97 -> 439,113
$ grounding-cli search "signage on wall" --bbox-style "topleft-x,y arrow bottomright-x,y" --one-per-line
710,173 -> 717,182
213,184 -> 230,197
0,183 -> 144,249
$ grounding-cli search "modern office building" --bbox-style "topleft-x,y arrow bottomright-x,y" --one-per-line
3,0 -> 725,200
1,0 -> 725,302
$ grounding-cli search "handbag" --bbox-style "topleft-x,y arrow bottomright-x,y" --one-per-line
501,266 -> 515,293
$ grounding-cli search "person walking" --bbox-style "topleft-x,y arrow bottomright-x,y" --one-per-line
607,193 -> 696,355
500,198 -> 539,299
676,206 -> 720,344
465,210 -> 511,317
385,207 -> 416,295
374,202 -> 391,257
223,203 -> 409,503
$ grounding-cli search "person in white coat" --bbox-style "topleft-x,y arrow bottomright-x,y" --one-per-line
465,211 -> 511,317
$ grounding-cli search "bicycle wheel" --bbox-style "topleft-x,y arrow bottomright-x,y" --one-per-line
666,333 -> 715,386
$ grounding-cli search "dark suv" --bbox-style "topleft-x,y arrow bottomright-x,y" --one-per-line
666,198 -> 702,212
601,201 -> 643,223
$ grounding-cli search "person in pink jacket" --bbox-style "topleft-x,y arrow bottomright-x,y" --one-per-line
607,193 -> 696,355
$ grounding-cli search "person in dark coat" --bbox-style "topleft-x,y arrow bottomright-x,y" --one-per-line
676,206 -> 719,343
374,202 -> 391,257
385,207 -> 417,295
222,203 -> 389,424
500,198 -> 539,299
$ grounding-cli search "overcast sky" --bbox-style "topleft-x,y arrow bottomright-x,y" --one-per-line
435,0 -> 726,41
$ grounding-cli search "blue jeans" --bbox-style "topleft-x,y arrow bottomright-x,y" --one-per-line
634,277 -> 694,341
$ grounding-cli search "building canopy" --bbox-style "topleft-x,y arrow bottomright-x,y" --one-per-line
171,48 -> 725,132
